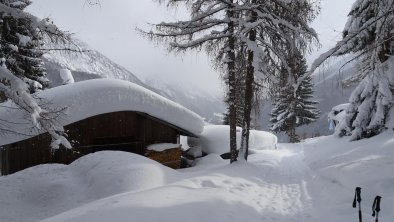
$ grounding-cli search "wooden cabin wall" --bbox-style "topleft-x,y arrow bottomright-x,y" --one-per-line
144,117 -> 178,146
0,111 -> 182,175
66,111 -> 144,156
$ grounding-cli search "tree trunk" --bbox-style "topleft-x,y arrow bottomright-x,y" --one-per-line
239,1 -> 257,161
227,2 -> 238,163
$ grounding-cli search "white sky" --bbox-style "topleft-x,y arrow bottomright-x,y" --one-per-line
27,0 -> 354,96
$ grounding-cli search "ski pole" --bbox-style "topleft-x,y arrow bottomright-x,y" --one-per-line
353,187 -> 362,222
372,196 -> 381,222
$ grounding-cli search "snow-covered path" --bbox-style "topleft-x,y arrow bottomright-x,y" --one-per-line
247,144 -> 315,221
38,145 -> 317,222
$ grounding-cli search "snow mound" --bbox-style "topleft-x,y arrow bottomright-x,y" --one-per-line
0,79 -> 204,146
188,125 -> 277,155
249,130 -> 278,150
0,151 -> 177,222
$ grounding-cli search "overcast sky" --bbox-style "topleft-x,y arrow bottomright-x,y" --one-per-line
27,0 -> 354,96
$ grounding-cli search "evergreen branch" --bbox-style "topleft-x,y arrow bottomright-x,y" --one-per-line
310,6 -> 394,75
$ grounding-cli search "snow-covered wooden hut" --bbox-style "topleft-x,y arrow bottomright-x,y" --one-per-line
0,79 -> 204,175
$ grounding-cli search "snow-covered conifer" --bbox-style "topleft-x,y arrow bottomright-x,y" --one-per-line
0,1 -> 72,148
0,0 -> 47,92
310,0 -> 394,140
270,52 -> 320,142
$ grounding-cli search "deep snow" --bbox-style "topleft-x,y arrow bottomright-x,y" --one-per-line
1,130 -> 394,222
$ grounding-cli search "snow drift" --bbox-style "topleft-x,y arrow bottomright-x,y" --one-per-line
0,151 -> 178,222
1,129 -> 394,222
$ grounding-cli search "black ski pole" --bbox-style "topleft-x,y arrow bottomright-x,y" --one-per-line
372,196 -> 381,222
353,187 -> 362,222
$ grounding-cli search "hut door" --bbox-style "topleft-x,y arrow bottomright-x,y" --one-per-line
91,137 -> 143,155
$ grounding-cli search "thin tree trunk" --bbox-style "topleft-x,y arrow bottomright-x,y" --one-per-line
227,2 -> 238,163
239,0 -> 257,161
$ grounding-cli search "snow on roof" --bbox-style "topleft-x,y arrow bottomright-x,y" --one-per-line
0,79 -> 204,146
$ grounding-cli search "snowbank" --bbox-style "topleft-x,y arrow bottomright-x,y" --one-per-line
188,125 -> 277,155
0,151 -> 177,222
0,79 -> 204,146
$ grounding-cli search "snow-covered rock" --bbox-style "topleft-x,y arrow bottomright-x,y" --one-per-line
0,79 -> 204,146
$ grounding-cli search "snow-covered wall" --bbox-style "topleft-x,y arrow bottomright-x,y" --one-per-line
0,79 -> 204,146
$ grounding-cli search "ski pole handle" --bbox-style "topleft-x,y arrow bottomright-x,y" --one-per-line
353,187 -> 362,208
356,187 -> 362,202
372,196 -> 381,222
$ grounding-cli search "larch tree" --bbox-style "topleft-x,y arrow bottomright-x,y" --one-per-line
141,0 -> 318,162
140,0 -> 250,163
222,44 -> 247,128
310,0 -> 394,140
236,0 -> 319,160
0,1 -> 73,148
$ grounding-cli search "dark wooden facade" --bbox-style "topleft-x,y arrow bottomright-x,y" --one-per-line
0,111 -> 195,175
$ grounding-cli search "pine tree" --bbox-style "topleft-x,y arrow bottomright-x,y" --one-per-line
0,1 -> 72,148
0,0 -> 47,93
310,0 -> 394,140
270,53 -> 320,142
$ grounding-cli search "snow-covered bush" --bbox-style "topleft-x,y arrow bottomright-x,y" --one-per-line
310,0 -> 394,140
328,103 -> 350,136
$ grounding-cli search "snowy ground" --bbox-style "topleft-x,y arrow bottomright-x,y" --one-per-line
1,131 -> 393,222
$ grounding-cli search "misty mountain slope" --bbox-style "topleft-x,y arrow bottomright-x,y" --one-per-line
43,39 -> 146,87
144,76 -> 226,124
42,39 -> 225,123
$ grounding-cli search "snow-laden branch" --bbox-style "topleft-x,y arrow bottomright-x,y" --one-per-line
170,33 -> 231,50
0,3 -> 75,149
